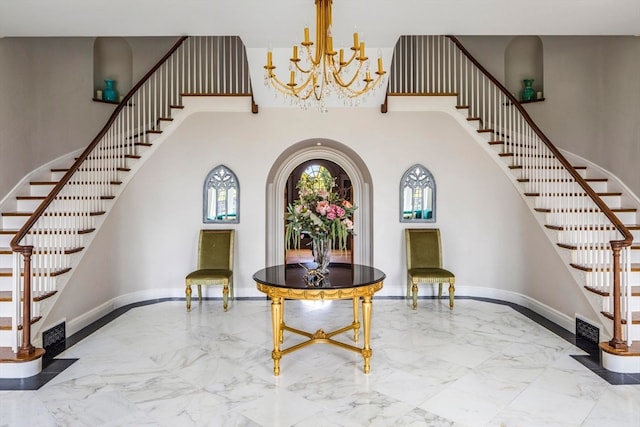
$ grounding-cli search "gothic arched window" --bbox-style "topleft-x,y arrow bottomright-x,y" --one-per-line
204,165 -> 239,223
400,164 -> 436,223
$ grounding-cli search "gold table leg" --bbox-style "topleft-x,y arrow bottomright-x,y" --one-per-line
362,295 -> 373,374
271,297 -> 283,376
352,296 -> 360,343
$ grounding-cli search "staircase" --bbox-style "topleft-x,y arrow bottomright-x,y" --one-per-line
384,35 -> 639,373
0,35 -> 256,378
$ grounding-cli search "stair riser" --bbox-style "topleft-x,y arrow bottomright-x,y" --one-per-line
0,330 -> 14,347
586,271 -> 640,287
572,249 -> 640,264
557,231 -> 624,246
524,181 -> 609,193
0,275 -> 57,292
535,195 -> 621,209
0,254 -> 13,269
0,302 -> 16,317
544,211 -> 637,226
49,172 -> 127,183
519,168 -> 588,180
30,185 -> 56,197
2,216 -> 28,229
16,199 -> 43,212
0,235 -> 14,247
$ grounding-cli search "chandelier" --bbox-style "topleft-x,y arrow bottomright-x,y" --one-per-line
264,0 -> 386,112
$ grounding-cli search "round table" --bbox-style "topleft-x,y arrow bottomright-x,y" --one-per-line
253,263 -> 385,375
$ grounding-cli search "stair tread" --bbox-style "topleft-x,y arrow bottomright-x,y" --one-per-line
2,211 -> 106,217
0,267 -> 72,277
572,263 -> 640,272
0,290 -> 57,302
601,311 -> 640,324
0,316 -> 42,330
559,242 -> 640,250
518,178 -> 607,183
0,346 -> 45,362
526,192 -> 622,196
600,341 -> 640,357
585,285 -> 640,297
535,207 -> 636,213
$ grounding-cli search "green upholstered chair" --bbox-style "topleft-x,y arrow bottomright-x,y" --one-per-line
405,228 -> 455,310
185,229 -> 234,312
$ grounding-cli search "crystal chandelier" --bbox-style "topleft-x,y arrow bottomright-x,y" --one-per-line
264,0 -> 386,112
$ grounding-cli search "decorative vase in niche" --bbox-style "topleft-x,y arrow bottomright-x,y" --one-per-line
311,236 -> 332,275
103,79 -> 118,102
521,79 -> 535,102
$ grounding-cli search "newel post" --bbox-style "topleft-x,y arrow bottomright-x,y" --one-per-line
608,244 -> 627,350
17,247 -> 35,357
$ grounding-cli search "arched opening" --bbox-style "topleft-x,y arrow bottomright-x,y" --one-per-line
505,36 -> 544,100
266,139 -> 373,267
284,159 -> 353,265
93,37 -> 133,101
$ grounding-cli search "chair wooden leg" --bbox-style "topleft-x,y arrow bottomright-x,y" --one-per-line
438,283 -> 443,299
412,283 -> 418,310
223,284 -> 229,312
448,281 -> 455,310
185,284 -> 192,312
197,285 -> 203,302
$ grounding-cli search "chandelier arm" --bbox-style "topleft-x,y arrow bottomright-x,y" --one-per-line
330,60 -> 366,88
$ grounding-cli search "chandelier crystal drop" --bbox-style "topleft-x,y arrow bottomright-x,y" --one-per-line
264,0 -> 386,112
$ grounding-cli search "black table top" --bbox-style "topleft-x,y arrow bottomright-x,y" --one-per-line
253,263 -> 386,290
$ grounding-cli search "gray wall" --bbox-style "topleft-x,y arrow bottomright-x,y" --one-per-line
459,36 -> 640,197
0,37 -> 178,197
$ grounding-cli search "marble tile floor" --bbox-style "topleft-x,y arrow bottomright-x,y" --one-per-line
2,297 -> 640,427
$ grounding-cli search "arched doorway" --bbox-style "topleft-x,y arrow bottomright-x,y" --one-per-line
266,139 -> 373,266
284,159 -> 353,264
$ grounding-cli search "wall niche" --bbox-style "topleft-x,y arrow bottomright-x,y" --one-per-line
505,36 -> 544,102
93,37 -> 133,103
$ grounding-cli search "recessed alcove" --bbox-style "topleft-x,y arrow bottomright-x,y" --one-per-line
92,37 -> 133,102
505,36 -> 544,101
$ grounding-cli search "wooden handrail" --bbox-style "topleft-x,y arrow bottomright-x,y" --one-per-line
445,35 -> 632,348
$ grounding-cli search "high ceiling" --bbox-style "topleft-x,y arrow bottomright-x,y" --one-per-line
2,0 -> 640,48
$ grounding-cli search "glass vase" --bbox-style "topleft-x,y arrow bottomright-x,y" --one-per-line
521,79 -> 535,102
311,236 -> 332,274
103,79 -> 118,102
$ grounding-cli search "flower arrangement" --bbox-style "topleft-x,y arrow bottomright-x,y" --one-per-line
285,176 -> 357,253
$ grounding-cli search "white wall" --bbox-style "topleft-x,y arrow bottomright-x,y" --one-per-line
42,103 -> 598,332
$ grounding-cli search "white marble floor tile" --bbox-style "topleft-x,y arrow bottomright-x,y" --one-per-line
2,298 -> 640,427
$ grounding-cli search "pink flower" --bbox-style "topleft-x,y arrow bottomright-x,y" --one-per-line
316,200 -> 330,215
342,200 -> 352,209
317,189 -> 329,199
342,218 -> 354,230
334,206 -> 345,218
294,204 -> 304,214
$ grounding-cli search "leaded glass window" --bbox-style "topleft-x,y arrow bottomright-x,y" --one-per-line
400,164 -> 435,222
204,165 -> 239,223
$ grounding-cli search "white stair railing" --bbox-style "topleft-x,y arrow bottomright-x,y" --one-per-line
9,35 -> 255,357
385,35 -> 634,348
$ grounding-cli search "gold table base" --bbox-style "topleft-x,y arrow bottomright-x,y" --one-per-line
256,282 -> 383,376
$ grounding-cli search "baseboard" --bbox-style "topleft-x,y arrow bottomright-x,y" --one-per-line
63,285 -> 579,339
